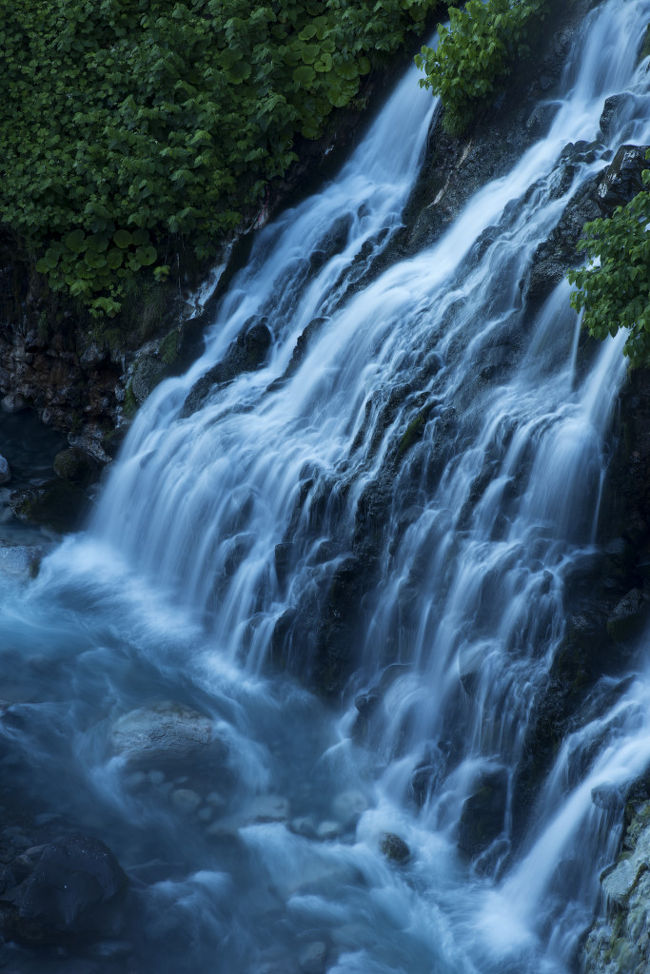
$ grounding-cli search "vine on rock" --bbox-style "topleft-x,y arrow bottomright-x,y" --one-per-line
415,0 -> 547,136
569,161 -> 650,368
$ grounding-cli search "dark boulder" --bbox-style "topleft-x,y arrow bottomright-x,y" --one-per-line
524,178 -> 601,303
10,478 -> 89,533
607,588 -> 650,643
380,833 -> 411,865
595,143 -> 649,213
53,447 -> 100,487
598,93 -> 638,142
0,834 -> 127,945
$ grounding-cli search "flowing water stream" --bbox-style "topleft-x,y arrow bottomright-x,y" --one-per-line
3,1 -> 650,971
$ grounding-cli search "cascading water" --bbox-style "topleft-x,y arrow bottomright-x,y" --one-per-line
3,1 -> 650,971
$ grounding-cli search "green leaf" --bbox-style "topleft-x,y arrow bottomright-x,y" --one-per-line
106,248 -> 124,269
136,244 -> 157,266
113,229 -> 132,249
64,228 -> 86,253
293,65 -> 316,85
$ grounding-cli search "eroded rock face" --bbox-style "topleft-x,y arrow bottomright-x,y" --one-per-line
181,317 -> 272,417
583,802 -> 650,974
595,144 -> 649,213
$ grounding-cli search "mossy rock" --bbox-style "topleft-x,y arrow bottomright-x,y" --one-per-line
52,447 -> 99,487
11,480 -> 89,534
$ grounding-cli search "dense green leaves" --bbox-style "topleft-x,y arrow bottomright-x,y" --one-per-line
568,165 -> 650,367
1,0 -> 440,316
415,0 -> 546,135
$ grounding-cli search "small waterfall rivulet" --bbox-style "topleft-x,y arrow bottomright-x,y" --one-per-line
4,0 -> 650,970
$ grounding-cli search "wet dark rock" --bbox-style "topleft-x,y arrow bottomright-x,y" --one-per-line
525,102 -> 561,138
353,689 -> 380,725
595,144 -> 649,213
607,588 -> 650,643
409,744 -> 450,809
284,316 -> 328,379
351,663 -> 411,739
299,940 -> 329,974
591,783 -> 627,814
0,454 -> 10,484
0,834 -> 127,945
53,447 -> 100,487
458,768 -> 508,858
380,833 -> 411,864
181,317 -> 272,416
274,541 -> 294,587
130,353 -> 166,406
599,369 -> 650,550
410,762 -> 436,809
522,140 -> 646,307
514,614 -> 611,824
313,556 -> 370,697
598,93 -> 636,141
524,178 -> 601,304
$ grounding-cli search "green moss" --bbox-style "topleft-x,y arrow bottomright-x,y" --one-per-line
640,24 -> 650,62
159,329 -> 180,366
397,413 -> 426,458
123,383 -> 138,420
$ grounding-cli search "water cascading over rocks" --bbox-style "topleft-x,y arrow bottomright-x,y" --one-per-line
2,1 -> 650,971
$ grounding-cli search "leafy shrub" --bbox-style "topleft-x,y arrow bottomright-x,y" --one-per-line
568,166 -> 650,367
415,0 -> 546,135
1,0 -> 440,317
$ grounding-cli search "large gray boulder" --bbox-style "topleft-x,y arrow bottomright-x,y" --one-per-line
111,700 -> 221,770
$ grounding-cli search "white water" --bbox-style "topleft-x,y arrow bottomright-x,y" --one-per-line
3,2 -> 650,971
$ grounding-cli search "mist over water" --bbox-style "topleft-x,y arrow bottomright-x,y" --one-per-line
3,2 -> 650,970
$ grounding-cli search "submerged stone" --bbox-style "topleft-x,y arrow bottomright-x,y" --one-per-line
299,940 -> 328,974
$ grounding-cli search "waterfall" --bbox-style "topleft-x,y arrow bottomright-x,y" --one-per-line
3,1 -> 650,971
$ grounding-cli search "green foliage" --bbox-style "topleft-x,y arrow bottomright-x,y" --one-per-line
1,0 -> 440,316
568,165 -> 650,367
415,0 -> 546,135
